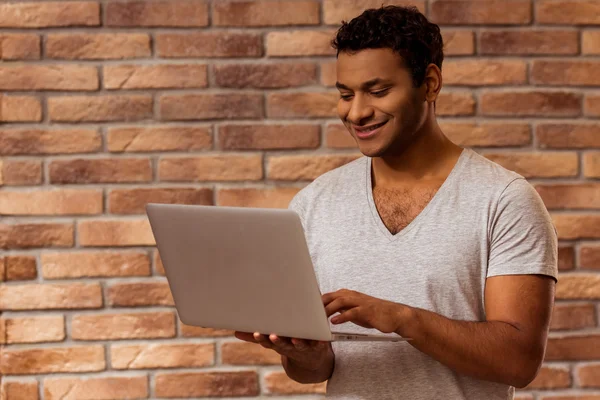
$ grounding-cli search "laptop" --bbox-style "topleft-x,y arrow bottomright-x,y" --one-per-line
146,203 -> 409,342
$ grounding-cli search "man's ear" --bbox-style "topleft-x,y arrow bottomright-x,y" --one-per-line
423,63 -> 442,104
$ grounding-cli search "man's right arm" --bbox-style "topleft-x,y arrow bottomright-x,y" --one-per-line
281,343 -> 335,384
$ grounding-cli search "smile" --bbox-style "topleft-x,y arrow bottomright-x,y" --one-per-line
354,121 -> 387,139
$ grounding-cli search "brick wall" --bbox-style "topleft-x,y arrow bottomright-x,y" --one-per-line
0,0 -> 599,399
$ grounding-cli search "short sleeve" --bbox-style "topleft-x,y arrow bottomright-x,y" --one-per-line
487,178 -> 558,282
288,190 -> 307,230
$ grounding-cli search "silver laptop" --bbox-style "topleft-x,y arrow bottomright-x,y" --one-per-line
146,203 -> 409,342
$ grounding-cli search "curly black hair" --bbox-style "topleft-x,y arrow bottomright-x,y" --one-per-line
331,5 -> 444,88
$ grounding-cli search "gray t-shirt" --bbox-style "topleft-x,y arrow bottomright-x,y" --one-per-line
288,147 -> 558,400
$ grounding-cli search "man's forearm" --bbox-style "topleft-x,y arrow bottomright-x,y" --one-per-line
396,306 -> 545,388
281,346 -> 335,384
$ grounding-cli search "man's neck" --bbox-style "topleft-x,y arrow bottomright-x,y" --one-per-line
372,121 -> 463,187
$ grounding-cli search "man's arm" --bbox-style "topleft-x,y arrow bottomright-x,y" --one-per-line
396,274 -> 555,388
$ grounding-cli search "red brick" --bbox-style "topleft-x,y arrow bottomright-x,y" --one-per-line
4,316 -> 65,344
578,363 -> 600,388
0,380 -> 39,400
46,33 -> 150,60
321,61 -> 336,87
71,312 -> 175,340
0,128 -> 100,155
0,346 -> 105,375
48,95 -> 152,122
108,125 -> 212,153
581,245 -> 600,270
107,281 -> 174,307
160,93 -> 263,120
180,322 -> 234,337
436,92 -> 476,116
0,189 -> 102,217
104,64 -> 208,90
267,92 -> 338,118
0,65 -> 98,91
0,95 -> 42,122
0,255 -> 37,281
49,158 -> 152,184
214,63 -> 317,88
550,303 -> 597,331
483,152 -> 579,178
155,371 -> 259,398
537,0 -> 600,25
44,376 -> 148,400
429,0 -> 532,24
537,124 -> 600,149
41,251 -> 151,279
156,32 -> 262,58
159,155 -> 263,182
0,33 -> 40,60
0,160 -> 42,186
0,2 -> 100,28
78,219 -> 154,247
584,152 -> 600,178
154,251 -> 166,276
265,371 -> 326,394
556,274 -> 600,300
326,123 -> 356,149
0,283 -> 101,311
217,187 -> 301,209
111,343 -> 214,369
480,30 -> 579,55
221,342 -> 281,365
441,122 -> 531,147
553,215 -> 600,239
583,31 -> 600,55
106,0 -> 209,27
443,60 -> 527,86
535,184 -> 600,210
545,334 -> 600,361
524,365 -> 571,389
441,30 -> 475,55
585,95 -> 600,117
266,30 -> 337,57
0,223 -> 73,250
323,0 -> 425,25
532,61 -> 600,86
213,0 -> 319,26
268,154 -> 361,181
109,187 -> 213,214
218,124 -> 320,150
560,246 -> 576,271
481,91 -> 581,117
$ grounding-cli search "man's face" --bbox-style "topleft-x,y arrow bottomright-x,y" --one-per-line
336,48 -> 427,158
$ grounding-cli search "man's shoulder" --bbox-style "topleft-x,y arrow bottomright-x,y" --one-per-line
288,155 -> 366,212
461,148 -> 529,195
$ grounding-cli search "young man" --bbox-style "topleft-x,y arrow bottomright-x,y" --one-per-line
235,5 -> 557,399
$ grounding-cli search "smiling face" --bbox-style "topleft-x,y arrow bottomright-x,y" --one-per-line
336,48 -> 430,158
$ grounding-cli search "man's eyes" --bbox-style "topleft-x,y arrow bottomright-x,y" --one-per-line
339,89 -> 389,100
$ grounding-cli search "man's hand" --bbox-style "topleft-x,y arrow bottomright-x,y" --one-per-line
322,289 -> 406,333
234,331 -> 332,372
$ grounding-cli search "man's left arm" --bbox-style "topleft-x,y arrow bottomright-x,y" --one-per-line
399,273 -> 554,388
324,178 -> 558,388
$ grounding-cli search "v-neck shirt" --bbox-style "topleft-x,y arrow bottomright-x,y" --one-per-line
288,147 -> 558,400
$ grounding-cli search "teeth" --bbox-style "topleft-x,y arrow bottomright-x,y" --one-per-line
361,122 -> 385,132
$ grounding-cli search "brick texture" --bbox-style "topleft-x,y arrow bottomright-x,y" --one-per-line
1,1 -> 598,398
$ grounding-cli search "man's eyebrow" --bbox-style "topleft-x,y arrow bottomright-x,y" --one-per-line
335,78 -> 391,90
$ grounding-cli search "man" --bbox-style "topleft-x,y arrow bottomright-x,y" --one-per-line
235,5 -> 557,399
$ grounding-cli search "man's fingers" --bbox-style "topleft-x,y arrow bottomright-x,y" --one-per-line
234,331 -> 257,343
254,332 -> 274,349
325,297 -> 353,317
